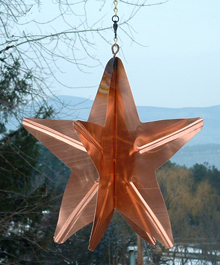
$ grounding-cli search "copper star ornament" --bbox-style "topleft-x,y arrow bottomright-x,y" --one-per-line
23,57 -> 203,251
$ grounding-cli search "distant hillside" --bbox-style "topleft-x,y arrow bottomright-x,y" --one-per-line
137,105 -> 220,146
48,95 -> 220,146
171,144 -> 220,169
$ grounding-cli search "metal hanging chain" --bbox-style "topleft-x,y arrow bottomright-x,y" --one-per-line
112,0 -> 119,56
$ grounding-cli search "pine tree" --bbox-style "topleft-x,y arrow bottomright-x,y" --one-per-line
0,58 -> 54,264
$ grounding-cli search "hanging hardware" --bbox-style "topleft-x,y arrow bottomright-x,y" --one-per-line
112,0 -> 120,56
112,15 -> 119,43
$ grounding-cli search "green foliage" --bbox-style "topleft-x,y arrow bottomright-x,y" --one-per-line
191,162 -> 220,194
157,162 -> 220,264
0,58 -> 54,264
0,58 -> 33,134
0,133 -> 53,264
0,183 -> 51,264
0,127 -> 39,191
36,144 -> 71,193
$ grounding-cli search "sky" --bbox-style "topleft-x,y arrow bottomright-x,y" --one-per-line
123,0 -> 220,108
23,0 -> 220,108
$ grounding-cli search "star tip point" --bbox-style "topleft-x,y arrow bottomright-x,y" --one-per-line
88,245 -> 95,252
53,235 -> 64,244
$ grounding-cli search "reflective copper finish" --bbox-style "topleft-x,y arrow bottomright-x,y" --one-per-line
22,57 -> 203,251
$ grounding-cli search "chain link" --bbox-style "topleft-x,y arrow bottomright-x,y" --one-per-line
112,0 -> 119,44
112,0 -> 119,56
113,0 -> 118,16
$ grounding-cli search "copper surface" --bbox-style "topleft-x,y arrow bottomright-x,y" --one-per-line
22,57 -> 203,251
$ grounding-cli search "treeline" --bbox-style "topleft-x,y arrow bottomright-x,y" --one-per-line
157,162 -> 220,264
158,161 -> 220,244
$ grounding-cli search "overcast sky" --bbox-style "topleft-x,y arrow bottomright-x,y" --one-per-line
29,0 -> 220,108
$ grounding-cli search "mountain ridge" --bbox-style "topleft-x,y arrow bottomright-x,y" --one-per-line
47,95 -> 220,147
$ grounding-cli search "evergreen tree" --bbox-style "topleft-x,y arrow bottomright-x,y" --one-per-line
0,58 -> 54,264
